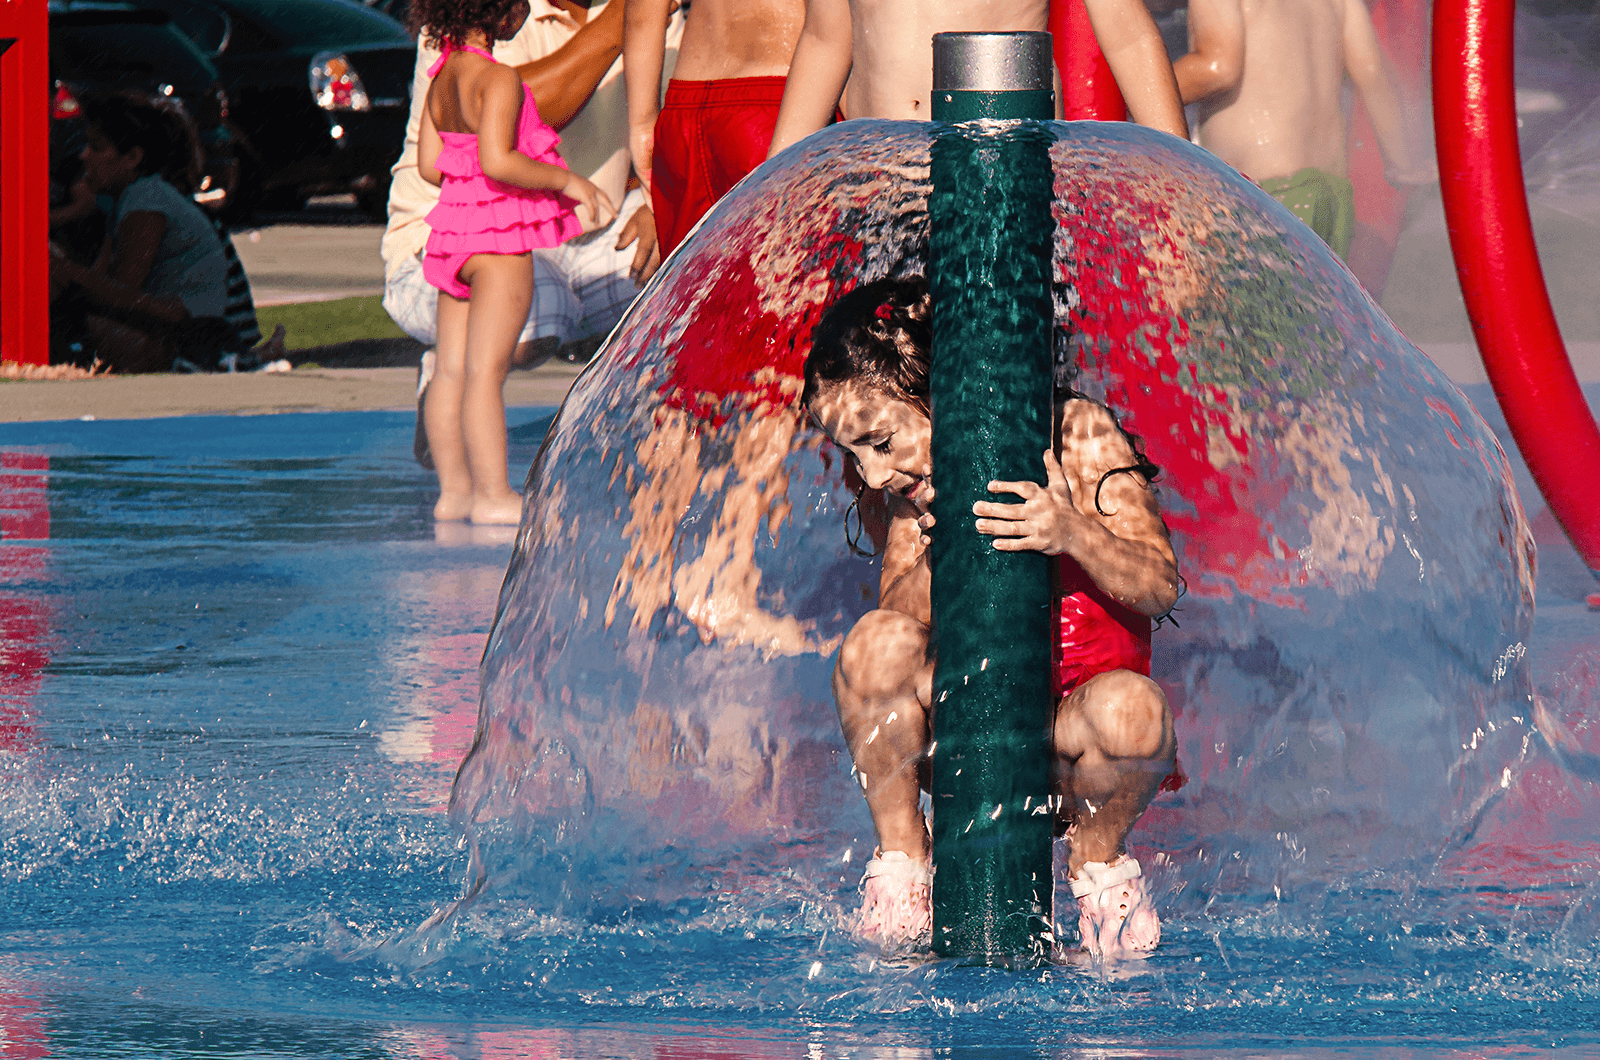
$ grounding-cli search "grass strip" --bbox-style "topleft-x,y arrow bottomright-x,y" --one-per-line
255,295 -> 408,350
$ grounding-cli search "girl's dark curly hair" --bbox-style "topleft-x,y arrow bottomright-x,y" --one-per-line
802,277 -> 932,417
803,275 -> 1162,516
408,0 -> 524,50
80,92 -> 202,193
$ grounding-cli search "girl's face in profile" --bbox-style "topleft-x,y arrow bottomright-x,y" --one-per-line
78,125 -> 141,195
494,0 -> 532,40
809,378 -> 933,512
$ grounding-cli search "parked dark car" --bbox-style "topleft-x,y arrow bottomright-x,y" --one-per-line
49,2 -> 243,216
129,0 -> 416,218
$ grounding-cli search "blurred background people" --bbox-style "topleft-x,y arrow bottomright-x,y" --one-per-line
48,93 -> 254,373
624,0 -> 805,256
1174,0 -> 1433,261
766,0 -> 1188,156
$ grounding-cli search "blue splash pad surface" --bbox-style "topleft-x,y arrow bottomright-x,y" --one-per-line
0,402 -> 1598,1058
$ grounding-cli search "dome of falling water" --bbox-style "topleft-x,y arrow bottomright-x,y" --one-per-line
448,120 -> 1536,913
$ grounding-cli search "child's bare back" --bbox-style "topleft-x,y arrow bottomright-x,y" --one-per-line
1191,0 -> 1354,180
426,47 -> 523,137
1178,0 -> 1427,184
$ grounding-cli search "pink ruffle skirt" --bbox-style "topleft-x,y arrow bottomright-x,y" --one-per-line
422,101 -> 582,298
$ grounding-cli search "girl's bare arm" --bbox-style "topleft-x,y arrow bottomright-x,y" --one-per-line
476,65 -> 573,191
766,0 -> 853,159
89,225 -> 114,275
878,499 -> 931,626
107,211 -> 165,291
418,98 -> 444,187
973,400 -> 1179,617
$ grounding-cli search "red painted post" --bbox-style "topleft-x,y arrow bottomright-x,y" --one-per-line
1047,0 -> 1125,121
1434,0 -> 1600,580
0,0 -> 50,366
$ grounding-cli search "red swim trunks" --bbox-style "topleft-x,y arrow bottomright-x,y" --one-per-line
651,75 -> 786,257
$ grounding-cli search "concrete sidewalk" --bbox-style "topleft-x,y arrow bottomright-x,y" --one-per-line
231,218 -> 386,307
0,364 -> 583,423
1415,342 -> 1600,386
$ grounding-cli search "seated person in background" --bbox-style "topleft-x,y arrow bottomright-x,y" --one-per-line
49,93 -> 239,373
122,117 -> 266,358
803,279 -> 1180,958
623,0 -> 805,255
1174,0 -> 1431,259
766,0 -> 1188,158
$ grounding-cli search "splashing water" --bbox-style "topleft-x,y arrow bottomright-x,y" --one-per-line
4,122 -> 1600,1055
459,119 -> 1536,907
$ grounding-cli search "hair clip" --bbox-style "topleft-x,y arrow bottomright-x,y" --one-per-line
874,303 -> 893,321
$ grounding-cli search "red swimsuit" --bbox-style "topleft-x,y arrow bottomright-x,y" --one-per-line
1051,555 -> 1152,697
1053,555 -> 1186,792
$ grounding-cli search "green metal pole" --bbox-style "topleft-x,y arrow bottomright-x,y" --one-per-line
927,31 -> 1058,964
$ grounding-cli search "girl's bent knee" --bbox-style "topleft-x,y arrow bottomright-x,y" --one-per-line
838,610 -> 927,699
1086,673 -> 1171,760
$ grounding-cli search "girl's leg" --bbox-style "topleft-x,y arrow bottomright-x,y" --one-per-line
835,608 -> 936,947
457,253 -> 535,524
426,290 -> 474,520
1053,669 -> 1175,874
833,609 -> 935,857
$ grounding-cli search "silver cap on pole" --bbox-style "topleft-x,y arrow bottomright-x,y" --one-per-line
931,32 -> 1053,93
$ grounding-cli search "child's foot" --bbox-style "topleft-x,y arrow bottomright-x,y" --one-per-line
254,323 -> 287,360
470,494 -> 523,525
1069,855 -> 1159,959
434,493 -> 472,522
856,850 -> 932,953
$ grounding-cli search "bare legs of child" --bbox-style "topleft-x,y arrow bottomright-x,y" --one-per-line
1053,669 -> 1175,958
425,252 -> 533,525
833,611 -> 1174,957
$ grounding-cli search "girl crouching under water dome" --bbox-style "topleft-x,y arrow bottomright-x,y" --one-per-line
803,278 -> 1181,959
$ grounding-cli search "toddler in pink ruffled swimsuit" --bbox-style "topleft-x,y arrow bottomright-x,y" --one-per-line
410,0 -> 614,524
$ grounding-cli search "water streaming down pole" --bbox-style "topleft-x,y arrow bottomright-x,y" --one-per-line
927,32 -> 1058,962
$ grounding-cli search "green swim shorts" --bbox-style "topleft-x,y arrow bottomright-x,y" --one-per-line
1257,167 -> 1356,260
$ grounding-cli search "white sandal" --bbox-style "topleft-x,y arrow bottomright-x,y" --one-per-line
856,850 -> 933,952
1070,855 -> 1160,957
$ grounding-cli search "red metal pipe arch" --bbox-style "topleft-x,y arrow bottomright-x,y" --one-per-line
1434,0 -> 1600,578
